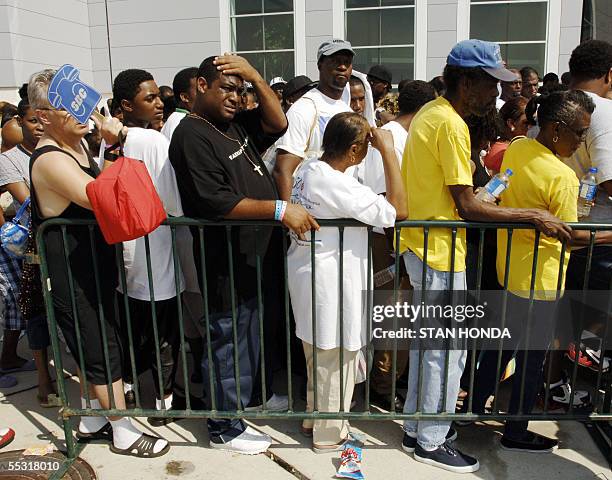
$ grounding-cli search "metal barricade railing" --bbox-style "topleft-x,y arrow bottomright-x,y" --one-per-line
35,218 -> 612,477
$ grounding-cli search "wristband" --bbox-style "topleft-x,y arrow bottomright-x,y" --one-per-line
274,200 -> 287,221
279,201 -> 288,221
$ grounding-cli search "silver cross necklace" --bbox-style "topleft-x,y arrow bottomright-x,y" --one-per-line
189,112 -> 263,176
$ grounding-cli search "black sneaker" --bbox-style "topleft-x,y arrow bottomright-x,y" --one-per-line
402,428 -> 458,454
414,441 -> 479,473
370,389 -> 405,412
500,431 -> 558,453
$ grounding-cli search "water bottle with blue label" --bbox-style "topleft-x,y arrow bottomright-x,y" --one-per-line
577,167 -> 598,218
475,168 -> 513,203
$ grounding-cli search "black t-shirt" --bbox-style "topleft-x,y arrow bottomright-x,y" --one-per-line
169,108 -> 286,312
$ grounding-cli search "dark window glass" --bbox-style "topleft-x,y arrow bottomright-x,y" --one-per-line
234,0 -> 261,15
264,14 -> 294,49
264,0 -> 293,13
234,16 -> 264,51
500,43 -> 545,74
352,46 -> 414,81
470,2 -> 547,42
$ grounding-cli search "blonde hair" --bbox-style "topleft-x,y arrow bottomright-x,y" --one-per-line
27,69 -> 56,110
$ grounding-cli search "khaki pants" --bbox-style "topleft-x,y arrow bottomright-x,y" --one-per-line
302,342 -> 358,446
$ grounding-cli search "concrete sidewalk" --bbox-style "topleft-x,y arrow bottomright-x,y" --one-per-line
0,338 -> 610,479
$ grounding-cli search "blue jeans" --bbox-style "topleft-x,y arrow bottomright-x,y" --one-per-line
402,251 -> 467,450
203,297 -> 260,441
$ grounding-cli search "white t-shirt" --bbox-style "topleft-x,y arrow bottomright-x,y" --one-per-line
562,91 -> 612,225
276,88 -> 353,161
360,120 -> 408,194
496,97 -> 505,110
161,110 -> 187,142
287,159 -> 396,351
118,127 -> 185,301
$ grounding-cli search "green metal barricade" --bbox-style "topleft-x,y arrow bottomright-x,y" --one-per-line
35,218 -> 612,478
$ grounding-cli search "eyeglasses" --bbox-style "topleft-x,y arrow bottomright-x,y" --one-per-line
558,120 -> 589,142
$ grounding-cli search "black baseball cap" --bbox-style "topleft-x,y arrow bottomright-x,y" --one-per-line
367,65 -> 392,86
283,75 -> 317,101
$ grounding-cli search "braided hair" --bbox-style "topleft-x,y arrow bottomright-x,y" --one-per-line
525,90 -> 594,129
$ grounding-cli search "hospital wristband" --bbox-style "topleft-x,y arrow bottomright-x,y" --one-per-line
274,200 -> 287,221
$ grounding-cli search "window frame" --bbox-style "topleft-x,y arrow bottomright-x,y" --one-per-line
228,0 -> 298,82
468,0 -> 550,75
343,1 -> 417,83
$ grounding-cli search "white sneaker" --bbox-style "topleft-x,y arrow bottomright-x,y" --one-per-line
245,393 -> 289,411
209,426 -> 271,455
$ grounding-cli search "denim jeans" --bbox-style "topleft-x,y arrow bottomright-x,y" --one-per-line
203,297 -> 260,441
402,251 -> 467,450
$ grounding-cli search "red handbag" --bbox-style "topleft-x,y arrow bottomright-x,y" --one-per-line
86,141 -> 167,244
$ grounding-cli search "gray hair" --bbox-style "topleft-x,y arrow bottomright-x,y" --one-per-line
27,69 -> 56,110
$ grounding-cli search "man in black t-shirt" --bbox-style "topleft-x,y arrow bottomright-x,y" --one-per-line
169,55 -> 318,455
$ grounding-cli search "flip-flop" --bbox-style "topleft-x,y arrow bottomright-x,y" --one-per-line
0,427 -> 15,449
76,422 -> 113,442
0,359 -> 36,374
0,375 -> 17,388
109,433 -> 170,458
312,437 -> 350,454
38,393 -> 62,408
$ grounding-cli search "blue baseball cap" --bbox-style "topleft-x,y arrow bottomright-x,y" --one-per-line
447,39 -> 519,82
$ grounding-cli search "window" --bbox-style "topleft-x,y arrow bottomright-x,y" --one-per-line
345,0 -> 415,83
470,0 -> 548,76
231,0 -> 295,82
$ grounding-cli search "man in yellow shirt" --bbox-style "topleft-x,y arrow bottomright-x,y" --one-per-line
467,90 -> 595,454
399,40 -> 572,473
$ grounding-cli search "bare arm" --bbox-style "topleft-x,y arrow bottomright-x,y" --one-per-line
5,181 -> 29,204
32,151 -> 95,210
214,54 -> 287,134
449,184 -> 573,241
225,198 -> 319,238
570,229 -> 612,247
370,128 -> 407,219
273,149 -> 303,201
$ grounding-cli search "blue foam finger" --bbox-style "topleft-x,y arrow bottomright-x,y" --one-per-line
47,64 -> 102,124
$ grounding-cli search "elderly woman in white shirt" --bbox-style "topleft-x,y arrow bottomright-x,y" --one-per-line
288,112 -> 407,453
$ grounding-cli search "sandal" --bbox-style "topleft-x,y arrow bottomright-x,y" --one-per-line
109,433 -> 170,458
38,393 -> 62,408
76,422 -> 113,442
0,427 -> 15,449
312,437 -> 350,454
300,425 -> 313,437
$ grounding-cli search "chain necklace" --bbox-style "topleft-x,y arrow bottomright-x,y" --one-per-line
188,112 -> 263,176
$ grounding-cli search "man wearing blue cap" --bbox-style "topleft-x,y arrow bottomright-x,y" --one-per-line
398,39 -> 571,473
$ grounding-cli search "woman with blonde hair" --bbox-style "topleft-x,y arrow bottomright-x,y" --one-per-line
28,69 -> 169,458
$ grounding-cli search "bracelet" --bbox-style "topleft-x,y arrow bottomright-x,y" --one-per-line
274,200 -> 287,221
279,201 -> 288,221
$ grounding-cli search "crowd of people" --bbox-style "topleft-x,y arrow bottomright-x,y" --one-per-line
0,36 -> 610,474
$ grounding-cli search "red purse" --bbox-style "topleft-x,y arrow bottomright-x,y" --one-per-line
86,140 -> 167,244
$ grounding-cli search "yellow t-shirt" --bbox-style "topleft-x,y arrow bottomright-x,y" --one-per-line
496,138 -> 579,300
398,96 -> 473,272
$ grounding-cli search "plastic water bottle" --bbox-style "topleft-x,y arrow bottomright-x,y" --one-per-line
475,168 -> 513,202
373,264 -> 395,288
577,167 -> 598,218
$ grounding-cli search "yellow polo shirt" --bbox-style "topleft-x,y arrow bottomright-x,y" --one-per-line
398,96 -> 473,272
496,138 -> 579,299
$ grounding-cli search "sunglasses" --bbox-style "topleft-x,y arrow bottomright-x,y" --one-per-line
558,120 -> 589,142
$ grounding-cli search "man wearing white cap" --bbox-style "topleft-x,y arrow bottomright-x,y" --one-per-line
273,39 -> 354,201
269,76 -> 286,102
